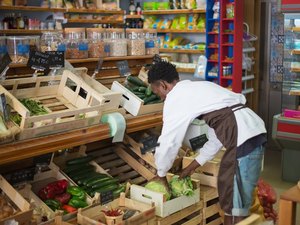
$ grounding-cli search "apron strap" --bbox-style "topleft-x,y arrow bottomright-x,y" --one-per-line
230,104 -> 247,112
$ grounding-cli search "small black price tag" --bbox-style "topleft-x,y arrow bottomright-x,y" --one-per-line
116,60 -> 131,76
48,51 -> 65,68
140,135 -> 159,155
189,134 -> 208,151
0,53 -> 12,76
0,93 -> 9,122
27,51 -> 51,70
100,190 -> 114,205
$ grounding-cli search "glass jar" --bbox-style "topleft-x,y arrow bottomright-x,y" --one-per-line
126,29 -> 145,56
41,31 -> 66,52
27,35 -> 40,52
87,28 -> 106,58
107,28 -> 127,57
144,29 -> 159,55
6,36 -> 29,64
0,37 -> 7,58
65,28 -> 88,59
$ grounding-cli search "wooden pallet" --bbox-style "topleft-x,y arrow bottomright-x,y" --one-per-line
156,201 -> 203,225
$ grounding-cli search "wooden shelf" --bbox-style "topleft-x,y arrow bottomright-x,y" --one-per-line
0,113 -> 163,165
222,60 -> 234,63
289,90 -> 300,96
208,60 -> 218,63
9,55 -> 155,68
159,48 -> 205,54
208,31 -> 219,35
0,5 -> 66,12
208,45 -> 219,49
176,68 -> 195,73
125,15 -> 143,19
222,32 -> 234,35
222,43 -> 234,46
221,76 -> 233,80
291,49 -> 300,55
143,9 -> 206,15
290,68 -> 300,72
223,18 -> 234,21
292,27 -> 300,32
156,29 -> 205,33
67,19 -> 123,24
66,8 -> 124,14
1,29 -> 61,34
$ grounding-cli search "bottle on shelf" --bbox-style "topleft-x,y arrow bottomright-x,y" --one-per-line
3,14 -> 9,30
177,0 -> 182,9
23,16 -> 28,29
136,2 -> 142,15
17,13 -> 25,29
11,13 -> 17,29
129,0 -> 136,15
169,0 -> 175,9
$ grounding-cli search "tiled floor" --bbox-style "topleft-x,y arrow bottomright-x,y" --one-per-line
261,149 -> 300,224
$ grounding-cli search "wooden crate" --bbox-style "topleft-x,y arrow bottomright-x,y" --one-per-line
42,216 -> 74,225
130,174 -> 200,218
77,193 -> 156,225
156,201 -> 203,225
236,214 -> 264,225
0,70 -> 112,140
111,81 -> 163,116
0,175 -> 33,225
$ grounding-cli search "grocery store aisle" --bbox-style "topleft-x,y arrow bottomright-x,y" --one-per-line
261,148 -> 300,224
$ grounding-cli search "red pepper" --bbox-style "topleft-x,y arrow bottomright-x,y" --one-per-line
56,179 -> 68,192
102,209 -> 123,217
54,193 -> 71,204
62,204 -> 77,213
38,179 -> 69,200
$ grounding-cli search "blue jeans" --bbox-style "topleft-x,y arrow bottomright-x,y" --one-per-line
231,145 -> 264,216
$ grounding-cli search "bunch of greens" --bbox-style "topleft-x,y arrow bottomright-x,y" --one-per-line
169,175 -> 194,197
145,181 -> 171,201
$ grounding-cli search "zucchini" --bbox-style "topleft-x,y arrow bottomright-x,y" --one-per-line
138,87 -> 147,92
146,86 -> 152,96
93,184 -> 119,195
132,86 -> 140,91
79,173 -> 109,186
68,167 -> 95,180
145,99 -> 162,105
91,178 -> 119,190
64,164 -> 94,174
143,95 -> 158,104
113,185 -> 126,198
127,76 -> 146,87
86,176 -> 112,187
66,156 -> 94,166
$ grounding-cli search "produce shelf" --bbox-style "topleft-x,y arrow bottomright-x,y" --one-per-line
159,48 -> 205,54
0,113 -> 163,165
156,29 -> 205,34
143,9 -> 206,15
67,19 -> 123,24
0,5 -> 66,12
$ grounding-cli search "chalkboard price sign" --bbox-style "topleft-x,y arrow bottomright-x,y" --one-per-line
0,53 -> 12,77
140,135 -> 159,154
100,190 -> 114,205
116,60 -> 131,76
27,51 -> 51,70
189,134 -> 208,151
48,51 -> 65,68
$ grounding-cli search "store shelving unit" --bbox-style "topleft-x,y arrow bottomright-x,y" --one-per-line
205,0 -> 220,81
0,5 -> 66,12
219,0 -> 243,93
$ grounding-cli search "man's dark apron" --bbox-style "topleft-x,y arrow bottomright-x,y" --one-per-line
199,104 -> 245,214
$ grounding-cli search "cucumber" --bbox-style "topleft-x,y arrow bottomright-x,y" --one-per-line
93,184 -> 119,195
66,156 -> 94,166
143,95 -> 158,104
138,87 -> 147,92
64,164 -> 94,174
86,176 -> 112,187
132,86 -> 140,91
79,173 -> 109,186
146,86 -> 152,96
127,76 -> 146,87
145,99 -> 162,105
113,185 -> 126,198
91,178 -> 119,190
68,167 -> 95,180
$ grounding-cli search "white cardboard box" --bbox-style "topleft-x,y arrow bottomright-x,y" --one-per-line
111,81 -> 163,116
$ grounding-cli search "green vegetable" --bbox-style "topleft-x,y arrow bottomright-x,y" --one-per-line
10,113 -> 22,126
143,95 -> 158,104
92,184 -> 119,195
64,164 -> 94,174
44,199 -> 61,211
138,87 -> 147,92
66,156 -> 94,166
91,178 -> 119,190
78,173 -> 108,186
169,175 -> 194,197
145,181 -> 171,201
66,186 -> 86,200
86,176 -> 112,187
132,86 -> 140,91
145,99 -> 162,105
113,184 -> 126,198
146,86 -> 152,96
127,76 -> 147,87
0,116 -> 10,136
68,167 -> 95,181
20,98 -> 48,116
68,197 -> 88,208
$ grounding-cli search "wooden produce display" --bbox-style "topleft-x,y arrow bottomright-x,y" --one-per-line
236,214 -> 263,225
0,70 -> 116,140
130,174 -> 200,218
0,175 -> 32,225
111,80 -> 163,116
42,216 -> 74,225
182,150 -> 225,225
77,193 -> 156,225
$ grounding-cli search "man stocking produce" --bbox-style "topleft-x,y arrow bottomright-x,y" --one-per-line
148,60 -> 266,225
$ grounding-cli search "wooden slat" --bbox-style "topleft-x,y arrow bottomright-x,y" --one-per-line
177,68 -> 195,73
130,176 -> 147,185
101,158 -> 125,170
181,214 -> 202,225
94,153 -> 119,164
200,186 -> 219,203
143,9 -> 206,15
204,204 -> 220,219
159,49 -> 205,54
109,164 -> 132,177
0,5 -> 66,12
67,19 -> 123,24
66,8 -> 124,14
117,170 -> 139,182
157,29 -> 205,34
1,29 -> 62,34
206,218 -> 223,225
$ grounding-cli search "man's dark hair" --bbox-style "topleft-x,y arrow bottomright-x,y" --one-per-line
148,60 -> 179,84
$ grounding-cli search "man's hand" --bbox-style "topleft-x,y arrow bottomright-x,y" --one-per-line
180,160 -> 200,179
151,175 -> 170,193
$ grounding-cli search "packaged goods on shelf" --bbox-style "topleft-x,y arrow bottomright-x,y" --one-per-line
157,2 -> 169,10
126,29 -> 145,56
65,28 -> 88,59
102,0 -> 119,10
6,36 -> 30,64
143,2 -> 158,10
0,37 -> 7,58
0,0 -> 12,6
86,28 -> 106,58
41,31 -> 66,52
144,29 -> 159,55
107,28 -> 127,57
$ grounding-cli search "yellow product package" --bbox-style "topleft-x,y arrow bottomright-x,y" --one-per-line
178,15 -> 188,30
160,19 -> 172,30
197,15 -> 206,30
144,16 -> 157,29
171,17 -> 179,30
187,14 -> 199,30
163,33 -> 172,49
186,0 -> 197,9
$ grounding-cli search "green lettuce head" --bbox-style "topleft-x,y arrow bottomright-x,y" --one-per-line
145,181 -> 171,201
169,175 -> 194,197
